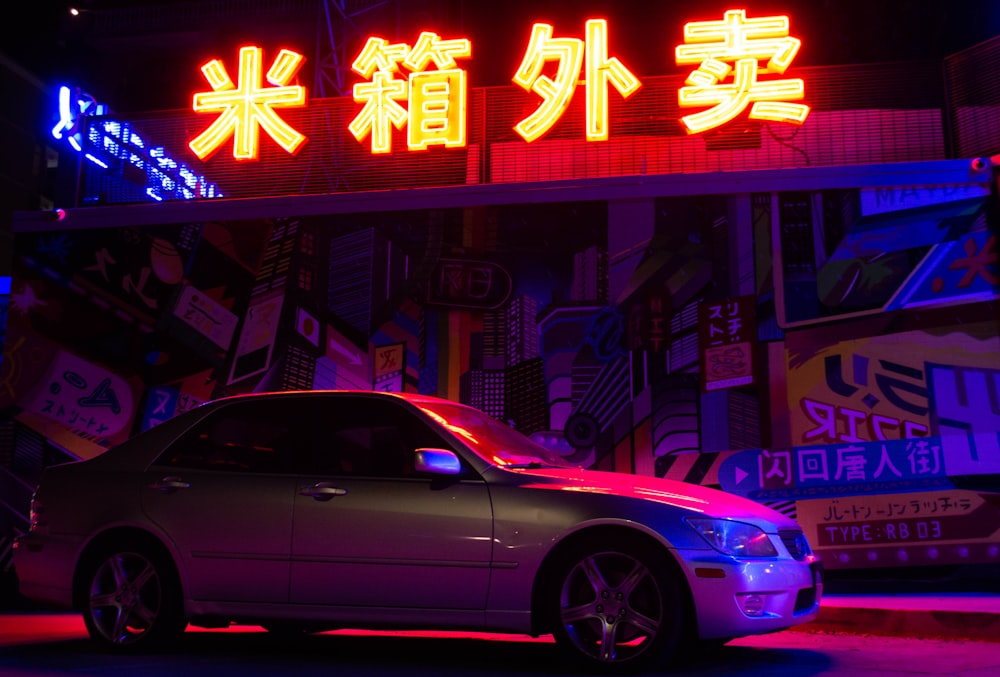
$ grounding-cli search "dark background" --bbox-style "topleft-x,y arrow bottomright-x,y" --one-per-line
5,0 -> 999,114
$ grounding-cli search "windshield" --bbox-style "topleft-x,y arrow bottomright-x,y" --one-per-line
416,401 -> 574,468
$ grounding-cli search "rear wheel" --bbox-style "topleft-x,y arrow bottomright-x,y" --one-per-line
82,544 -> 186,652
549,535 -> 684,673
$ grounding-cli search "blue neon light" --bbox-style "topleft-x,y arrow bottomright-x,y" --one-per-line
52,85 -> 223,203
84,153 -> 108,169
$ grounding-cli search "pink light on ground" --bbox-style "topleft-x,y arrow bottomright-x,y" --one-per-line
0,613 -> 86,646
0,613 -> 554,647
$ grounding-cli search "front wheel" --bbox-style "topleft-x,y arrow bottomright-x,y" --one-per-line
82,545 -> 186,652
550,537 -> 684,673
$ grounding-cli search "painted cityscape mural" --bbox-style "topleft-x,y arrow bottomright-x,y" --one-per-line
2,183 -> 998,571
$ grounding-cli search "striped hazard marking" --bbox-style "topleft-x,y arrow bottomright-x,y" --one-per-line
655,450 -> 798,519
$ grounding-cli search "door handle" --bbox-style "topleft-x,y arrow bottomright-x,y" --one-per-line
149,476 -> 191,493
300,483 -> 348,501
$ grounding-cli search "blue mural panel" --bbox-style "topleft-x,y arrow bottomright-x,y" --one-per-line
719,437 -> 959,500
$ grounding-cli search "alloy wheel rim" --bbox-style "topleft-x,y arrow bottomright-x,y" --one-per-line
88,552 -> 163,645
559,551 -> 664,664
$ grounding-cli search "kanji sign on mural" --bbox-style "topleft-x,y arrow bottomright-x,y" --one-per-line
21,349 -> 138,449
796,489 -> 1000,569
718,437 -> 953,501
228,292 -> 284,384
785,324 -> 1000,446
426,258 -> 513,309
699,294 -> 756,391
674,9 -> 809,134
190,46 -> 308,160
373,342 -> 406,392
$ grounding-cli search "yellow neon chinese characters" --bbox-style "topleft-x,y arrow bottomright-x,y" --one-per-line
350,32 -> 471,154
675,9 -> 809,134
190,46 -> 307,160
513,19 -> 640,143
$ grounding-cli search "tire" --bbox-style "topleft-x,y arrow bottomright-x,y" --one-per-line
82,544 -> 186,652
549,535 -> 684,673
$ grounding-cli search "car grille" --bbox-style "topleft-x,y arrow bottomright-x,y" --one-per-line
779,529 -> 810,561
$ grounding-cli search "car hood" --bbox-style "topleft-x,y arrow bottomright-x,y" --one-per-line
507,466 -> 799,529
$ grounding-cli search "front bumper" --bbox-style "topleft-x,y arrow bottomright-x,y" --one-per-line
678,549 -> 823,639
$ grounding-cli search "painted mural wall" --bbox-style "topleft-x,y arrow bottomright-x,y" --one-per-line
713,183 -> 1000,571
1,182 -> 997,572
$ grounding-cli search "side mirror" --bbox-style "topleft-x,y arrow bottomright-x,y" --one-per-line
414,448 -> 463,475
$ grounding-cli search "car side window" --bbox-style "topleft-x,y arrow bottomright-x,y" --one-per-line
154,399 -> 302,474
299,398 -> 456,479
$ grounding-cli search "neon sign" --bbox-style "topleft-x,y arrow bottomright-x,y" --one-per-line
675,9 -> 809,134
513,19 -> 640,142
52,85 -> 222,202
52,86 -> 108,152
186,10 -> 809,159
350,32 -> 472,153
190,46 -> 308,160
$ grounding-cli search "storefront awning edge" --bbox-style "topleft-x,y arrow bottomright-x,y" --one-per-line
13,159 -> 992,233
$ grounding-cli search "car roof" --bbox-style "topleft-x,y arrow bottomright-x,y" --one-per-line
208,389 -> 461,408
84,390 -> 472,472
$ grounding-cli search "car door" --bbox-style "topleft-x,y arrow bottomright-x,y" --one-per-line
142,398 -> 299,604
289,396 -> 494,609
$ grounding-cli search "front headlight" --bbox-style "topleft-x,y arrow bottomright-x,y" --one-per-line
686,518 -> 778,557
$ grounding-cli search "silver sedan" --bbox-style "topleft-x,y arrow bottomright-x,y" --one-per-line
14,390 -> 821,673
